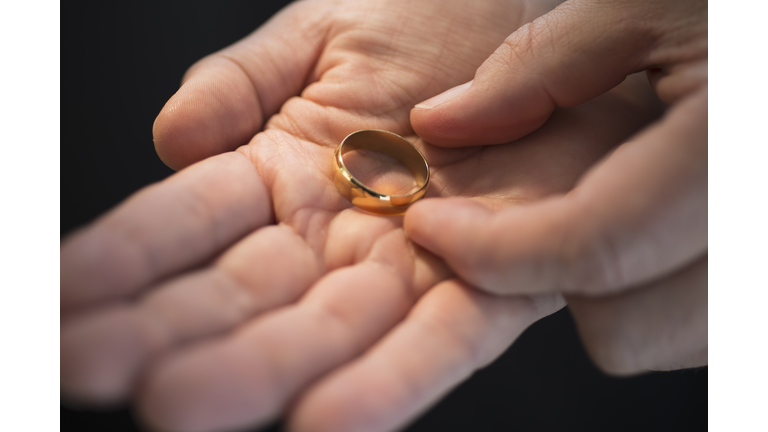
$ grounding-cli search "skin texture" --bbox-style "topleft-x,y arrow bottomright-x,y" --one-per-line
61,0 -> 671,431
406,0 -> 707,374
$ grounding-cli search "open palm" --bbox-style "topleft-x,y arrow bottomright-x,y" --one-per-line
61,1 -> 664,431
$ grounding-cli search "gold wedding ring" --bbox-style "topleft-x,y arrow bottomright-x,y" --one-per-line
333,129 -> 430,215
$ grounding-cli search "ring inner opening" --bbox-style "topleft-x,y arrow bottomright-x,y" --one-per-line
344,149 -> 420,195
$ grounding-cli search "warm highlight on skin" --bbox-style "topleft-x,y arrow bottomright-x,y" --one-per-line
61,0 -> 704,431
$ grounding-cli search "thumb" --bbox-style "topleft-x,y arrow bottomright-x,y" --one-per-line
410,0 -> 699,147
153,2 -> 328,170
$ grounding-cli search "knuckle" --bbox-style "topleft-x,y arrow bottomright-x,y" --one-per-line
491,11 -> 564,73
489,24 -> 536,73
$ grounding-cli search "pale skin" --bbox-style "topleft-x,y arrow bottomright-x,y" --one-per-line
60,1 -> 701,432
405,0 -> 708,373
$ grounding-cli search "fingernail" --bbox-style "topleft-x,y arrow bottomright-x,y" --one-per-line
414,80 -> 472,109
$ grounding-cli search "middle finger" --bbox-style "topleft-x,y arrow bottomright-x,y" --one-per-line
137,227 -> 451,432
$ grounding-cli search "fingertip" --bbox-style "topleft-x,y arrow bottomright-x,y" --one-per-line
410,79 -> 552,148
404,198 -> 489,254
402,199 -> 441,247
152,108 -> 186,172
60,308 -> 148,405
152,80 -> 216,171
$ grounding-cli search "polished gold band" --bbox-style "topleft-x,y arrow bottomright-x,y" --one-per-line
332,129 -> 430,215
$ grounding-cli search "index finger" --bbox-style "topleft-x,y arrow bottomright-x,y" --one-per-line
405,88 -> 707,295
61,152 -> 272,314
411,0 -> 707,147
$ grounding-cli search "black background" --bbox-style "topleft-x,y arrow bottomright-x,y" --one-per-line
61,1 -> 707,431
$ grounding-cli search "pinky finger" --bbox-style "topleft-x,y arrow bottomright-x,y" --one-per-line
288,279 -> 564,432
566,255 -> 708,375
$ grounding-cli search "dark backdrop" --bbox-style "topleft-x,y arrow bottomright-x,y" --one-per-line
61,1 -> 707,431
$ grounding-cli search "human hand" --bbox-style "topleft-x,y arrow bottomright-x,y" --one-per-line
61,1 -> 664,431
406,0 -> 707,374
